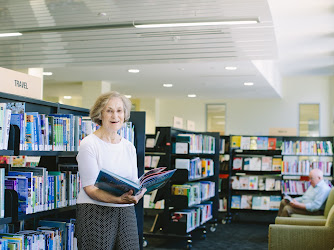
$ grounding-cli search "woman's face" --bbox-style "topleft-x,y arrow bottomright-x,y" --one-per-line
101,97 -> 125,132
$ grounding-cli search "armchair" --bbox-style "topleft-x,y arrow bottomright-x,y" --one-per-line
275,188 -> 334,226
268,205 -> 334,250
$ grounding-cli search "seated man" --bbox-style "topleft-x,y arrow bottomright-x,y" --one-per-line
278,168 -> 331,217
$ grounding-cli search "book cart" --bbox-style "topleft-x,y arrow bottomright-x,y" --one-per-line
0,92 -> 146,249
143,127 -> 220,249
224,135 -> 283,223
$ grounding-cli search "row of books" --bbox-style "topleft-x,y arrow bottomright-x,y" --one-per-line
281,180 -> 311,195
219,138 -> 226,154
176,134 -> 216,154
231,195 -> 281,210
282,140 -> 333,155
0,219 -> 76,250
172,201 -> 213,233
5,166 -> 80,214
281,156 -> 332,176
175,157 -> 214,180
232,156 -> 282,171
231,176 -> 281,191
171,181 -> 215,206
1,102 -> 135,152
231,136 -> 280,150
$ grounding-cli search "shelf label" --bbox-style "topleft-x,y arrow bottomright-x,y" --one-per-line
0,67 -> 42,99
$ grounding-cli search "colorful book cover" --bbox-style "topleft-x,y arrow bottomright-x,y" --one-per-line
257,137 -> 268,150
250,136 -> 258,150
231,195 -> 241,209
269,195 -> 281,210
248,176 -> 258,190
268,138 -> 277,150
252,196 -> 262,210
95,167 -> 176,196
260,196 -> 270,210
232,157 -> 243,170
230,136 -> 241,149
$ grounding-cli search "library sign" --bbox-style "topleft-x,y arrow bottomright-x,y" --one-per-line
0,67 -> 42,99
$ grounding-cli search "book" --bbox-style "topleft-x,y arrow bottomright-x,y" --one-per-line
257,137 -> 268,150
240,136 -> 250,150
94,167 -> 176,196
231,136 -> 241,149
250,136 -> 257,150
283,194 -> 293,203
240,195 -> 252,209
248,176 -> 258,190
232,157 -> 242,170
261,156 -> 272,171
231,195 -> 241,209
268,138 -> 277,150
269,195 -> 281,210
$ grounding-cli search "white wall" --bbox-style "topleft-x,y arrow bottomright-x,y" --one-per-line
143,76 -> 333,136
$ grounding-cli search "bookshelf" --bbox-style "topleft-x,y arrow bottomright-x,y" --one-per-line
281,136 -> 334,197
0,92 -> 146,249
226,135 -> 283,223
143,127 -> 220,249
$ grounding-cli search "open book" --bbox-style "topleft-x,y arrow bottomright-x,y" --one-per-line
94,167 -> 176,196
283,193 -> 293,203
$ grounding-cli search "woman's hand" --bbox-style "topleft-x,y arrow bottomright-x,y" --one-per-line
120,188 -> 147,204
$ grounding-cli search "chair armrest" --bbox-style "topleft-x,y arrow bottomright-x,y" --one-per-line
275,216 -> 326,226
268,224 -> 334,250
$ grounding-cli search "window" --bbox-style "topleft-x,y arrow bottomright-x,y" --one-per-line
299,104 -> 319,136
206,104 -> 226,135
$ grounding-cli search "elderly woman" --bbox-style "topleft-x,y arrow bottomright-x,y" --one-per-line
76,91 -> 145,250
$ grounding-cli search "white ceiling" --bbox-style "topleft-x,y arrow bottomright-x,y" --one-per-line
0,0 -> 333,100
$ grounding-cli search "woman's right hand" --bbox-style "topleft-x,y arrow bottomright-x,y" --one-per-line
120,188 -> 147,204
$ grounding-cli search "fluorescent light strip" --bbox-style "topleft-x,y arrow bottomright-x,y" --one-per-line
134,19 -> 259,29
43,72 -> 53,76
0,32 -> 22,37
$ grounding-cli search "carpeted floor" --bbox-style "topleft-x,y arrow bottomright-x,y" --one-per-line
143,217 -> 269,250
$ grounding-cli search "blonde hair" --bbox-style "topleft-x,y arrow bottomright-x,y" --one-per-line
89,91 -> 131,126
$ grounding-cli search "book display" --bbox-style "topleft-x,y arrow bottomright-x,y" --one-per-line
0,92 -> 146,249
143,127 -> 219,249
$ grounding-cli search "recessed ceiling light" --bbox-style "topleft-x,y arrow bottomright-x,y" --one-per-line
125,95 -> 132,98
128,69 -> 140,73
244,82 -> 254,86
225,66 -> 237,70
64,96 -> 72,99
98,12 -> 107,16
0,32 -> 22,38
163,84 -> 173,88
43,72 -> 53,76
188,94 -> 197,98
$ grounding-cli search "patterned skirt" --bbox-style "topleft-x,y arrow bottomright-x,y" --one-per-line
76,204 -> 139,250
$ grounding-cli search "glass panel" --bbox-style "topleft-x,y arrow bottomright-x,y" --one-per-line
299,104 -> 319,136
206,104 -> 226,135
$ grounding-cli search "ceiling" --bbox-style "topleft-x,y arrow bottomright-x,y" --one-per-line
0,0 -> 333,100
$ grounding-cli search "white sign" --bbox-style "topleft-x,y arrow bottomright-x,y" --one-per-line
0,67 -> 42,99
187,120 -> 195,131
173,116 -> 183,129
